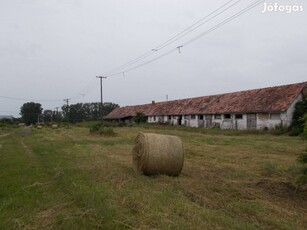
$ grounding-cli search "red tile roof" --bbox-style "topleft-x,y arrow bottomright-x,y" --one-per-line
105,82 -> 306,119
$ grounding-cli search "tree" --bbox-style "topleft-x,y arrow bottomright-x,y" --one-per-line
43,110 -> 53,123
52,110 -> 63,122
20,102 -> 43,125
61,102 -> 119,123
291,97 -> 307,134
134,112 -> 147,123
296,114 -> 307,186
103,102 -> 120,117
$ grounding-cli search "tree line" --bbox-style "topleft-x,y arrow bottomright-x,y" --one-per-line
20,102 -> 119,125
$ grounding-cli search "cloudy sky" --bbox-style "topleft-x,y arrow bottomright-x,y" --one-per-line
0,0 -> 306,117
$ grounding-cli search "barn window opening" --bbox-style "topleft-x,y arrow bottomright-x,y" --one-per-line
168,116 -> 171,120
191,115 -> 196,119
214,114 -> 221,119
235,114 -> 243,119
270,113 -> 280,120
224,114 -> 231,119
199,115 -> 204,120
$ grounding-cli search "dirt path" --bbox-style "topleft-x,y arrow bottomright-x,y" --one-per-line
0,132 -> 13,138
20,140 -> 35,158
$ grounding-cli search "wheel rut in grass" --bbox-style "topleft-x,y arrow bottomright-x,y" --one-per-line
20,140 -> 35,158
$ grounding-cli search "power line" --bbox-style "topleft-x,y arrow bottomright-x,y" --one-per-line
182,0 -> 264,47
153,0 -> 242,51
107,48 -> 178,77
105,0 -> 264,78
49,0 -> 261,102
102,0 -> 240,76
0,1 -> 264,106
0,95 -> 63,102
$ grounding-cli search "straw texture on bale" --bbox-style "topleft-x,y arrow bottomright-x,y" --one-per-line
132,132 -> 184,176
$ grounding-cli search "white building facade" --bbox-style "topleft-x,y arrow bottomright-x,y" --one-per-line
106,82 -> 306,130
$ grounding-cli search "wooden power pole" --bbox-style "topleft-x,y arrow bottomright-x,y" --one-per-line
96,76 -> 107,123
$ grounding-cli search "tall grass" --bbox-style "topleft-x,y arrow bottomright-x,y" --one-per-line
0,125 -> 306,229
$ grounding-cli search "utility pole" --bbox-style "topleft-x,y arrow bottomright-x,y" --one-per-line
96,76 -> 107,123
63,98 -> 70,107
63,99 -> 71,124
54,107 -> 59,122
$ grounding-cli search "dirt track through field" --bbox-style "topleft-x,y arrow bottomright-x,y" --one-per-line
0,132 -> 13,138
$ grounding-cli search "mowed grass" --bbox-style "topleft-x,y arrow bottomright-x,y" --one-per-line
0,125 -> 306,229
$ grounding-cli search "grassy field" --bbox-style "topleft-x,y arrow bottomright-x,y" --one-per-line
0,124 -> 306,229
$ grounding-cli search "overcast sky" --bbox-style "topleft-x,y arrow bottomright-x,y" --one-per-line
0,0 -> 306,117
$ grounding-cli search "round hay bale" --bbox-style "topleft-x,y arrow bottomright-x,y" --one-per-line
52,124 -> 58,129
132,132 -> 184,176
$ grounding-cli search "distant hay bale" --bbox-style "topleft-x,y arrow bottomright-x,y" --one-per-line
37,125 -> 43,129
132,132 -> 184,176
52,124 -> 58,129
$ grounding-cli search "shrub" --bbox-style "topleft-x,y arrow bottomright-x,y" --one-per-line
296,117 -> 307,186
296,148 -> 307,186
99,127 -> 117,137
270,124 -> 288,135
289,126 -> 303,136
89,123 -> 117,137
290,98 -> 307,135
89,123 -> 101,133
134,112 -> 147,124
300,114 -> 307,140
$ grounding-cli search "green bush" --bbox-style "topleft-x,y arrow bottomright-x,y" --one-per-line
270,124 -> 288,135
89,123 -> 101,133
99,127 -> 117,137
89,123 -> 117,137
289,126 -> 303,136
134,112 -> 147,124
296,117 -> 307,186
290,98 -> 307,135
296,148 -> 307,186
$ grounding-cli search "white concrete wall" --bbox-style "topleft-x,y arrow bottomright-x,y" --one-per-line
235,114 -> 247,130
256,94 -> 302,129
145,93 -> 302,129
147,116 -> 156,123
284,93 -> 303,127
212,115 -> 223,128
257,113 -> 281,129
219,114 -> 247,129
189,115 -> 198,128
163,116 -> 169,123
170,116 -> 179,125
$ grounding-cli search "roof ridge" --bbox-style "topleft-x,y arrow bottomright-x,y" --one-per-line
121,81 -> 307,107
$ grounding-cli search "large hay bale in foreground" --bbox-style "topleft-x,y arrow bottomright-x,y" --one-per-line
132,132 -> 184,176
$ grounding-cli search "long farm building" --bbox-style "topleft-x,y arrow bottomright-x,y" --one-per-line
105,82 -> 307,130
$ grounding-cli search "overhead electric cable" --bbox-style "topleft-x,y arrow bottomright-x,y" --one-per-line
153,0 -> 242,51
182,0 -> 264,47
102,0 -> 239,76
1,1 -> 264,105
107,48 -> 178,77
105,0 -> 264,78
0,95 -> 63,102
